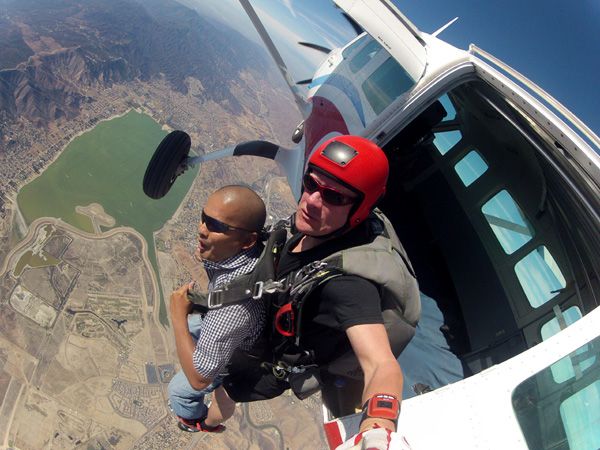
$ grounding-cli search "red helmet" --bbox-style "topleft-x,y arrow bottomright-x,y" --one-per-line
307,135 -> 389,229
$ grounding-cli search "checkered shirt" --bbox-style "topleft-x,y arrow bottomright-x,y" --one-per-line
192,244 -> 265,379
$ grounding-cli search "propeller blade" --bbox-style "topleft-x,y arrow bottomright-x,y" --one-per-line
342,12 -> 363,35
298,41 -> 332,54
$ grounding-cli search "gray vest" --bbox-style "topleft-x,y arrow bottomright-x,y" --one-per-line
314,209 -> 420,379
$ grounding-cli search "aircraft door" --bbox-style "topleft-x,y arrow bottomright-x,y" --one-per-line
444,81 -> 597,354
399,80 -> 598,368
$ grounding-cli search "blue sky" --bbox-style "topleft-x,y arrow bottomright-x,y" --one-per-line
394,0 -> 600,138
187,0 -> 599,138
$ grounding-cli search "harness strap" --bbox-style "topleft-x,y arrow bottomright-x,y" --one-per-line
189,277 -> 293,309
188,280 -> 258,309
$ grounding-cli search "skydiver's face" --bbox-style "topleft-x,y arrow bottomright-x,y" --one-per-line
295,171 -> 356,237
194,194 -> 254,263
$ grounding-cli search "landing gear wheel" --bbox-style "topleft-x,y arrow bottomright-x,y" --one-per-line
143,130 -> 191,199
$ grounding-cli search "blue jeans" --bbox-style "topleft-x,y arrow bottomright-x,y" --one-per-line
168,313 -> 223,420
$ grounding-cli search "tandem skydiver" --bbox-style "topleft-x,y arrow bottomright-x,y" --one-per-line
167,185 -> 267,432
220,135 -> 421,449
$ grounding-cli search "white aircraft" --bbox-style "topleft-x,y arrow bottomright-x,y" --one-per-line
143,1 -> 600,448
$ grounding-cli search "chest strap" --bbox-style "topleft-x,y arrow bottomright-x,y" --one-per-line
188,278 -> 288,310
189,254 -> 336,310
187,226 -> 289,310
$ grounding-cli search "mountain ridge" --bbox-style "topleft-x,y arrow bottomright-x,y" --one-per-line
0,0 -> 274,125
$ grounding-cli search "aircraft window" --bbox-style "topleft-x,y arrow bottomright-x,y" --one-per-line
350,38 -> 383,73
512,335 -> 600,450
454,150 -> 488,186
433,130 -> 462,155
515,246 -> 567,308
560,381 -> 600,450
361,57 -> 415,115
481,190 -> 534,254
342,35 -> 369,60
439,94 -> 457,121
541,306 -> 596,383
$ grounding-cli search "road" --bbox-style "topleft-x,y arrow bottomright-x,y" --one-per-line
242,402 -> 285,450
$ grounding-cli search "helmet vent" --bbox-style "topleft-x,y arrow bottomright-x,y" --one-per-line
321,141 -> 358,167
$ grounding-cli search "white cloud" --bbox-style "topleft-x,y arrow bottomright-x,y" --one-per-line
180,0 -> 355,84
282,0 -> 297,18
177,0 -> 261,43
296,7 -> 357,47
254,4 -> 323,67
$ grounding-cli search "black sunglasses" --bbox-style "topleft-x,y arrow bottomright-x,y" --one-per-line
302,173 -> 356,206
201,210 -> 255,233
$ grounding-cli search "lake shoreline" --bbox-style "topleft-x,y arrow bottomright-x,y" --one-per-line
14,109 -> 196,329
14,109 -> 136,197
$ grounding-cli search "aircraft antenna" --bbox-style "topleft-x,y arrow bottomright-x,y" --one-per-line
432,17 -> 459,37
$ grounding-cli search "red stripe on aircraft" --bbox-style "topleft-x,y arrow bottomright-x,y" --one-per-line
323,420 -> 345,449
304,96 -> 349,161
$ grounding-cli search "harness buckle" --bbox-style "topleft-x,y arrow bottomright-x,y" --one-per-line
290,261 -> 330,295
207,289 -> 223,309
304,261 -> 327,275
272,361 -> 289,379
252,281 -> 264,299
260,279 -> 289,295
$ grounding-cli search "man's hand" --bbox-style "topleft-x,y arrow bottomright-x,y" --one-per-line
335,426 -> 411,450
170,282 -> 194,320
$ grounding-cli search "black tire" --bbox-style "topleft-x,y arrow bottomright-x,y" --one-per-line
143,130 -> 191,199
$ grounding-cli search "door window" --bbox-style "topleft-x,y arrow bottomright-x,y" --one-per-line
540,307 -> 596,382
515,246 -> 566,308
433,130 -> 462,155
482,190 -> 534,254
361,57 -> 415,115
454,150 -> 488,186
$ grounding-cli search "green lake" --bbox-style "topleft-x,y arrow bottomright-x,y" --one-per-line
17,110 -> 197,325
14,250 -> 61,277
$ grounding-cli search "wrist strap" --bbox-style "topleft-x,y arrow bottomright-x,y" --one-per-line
360,394 -> 400,428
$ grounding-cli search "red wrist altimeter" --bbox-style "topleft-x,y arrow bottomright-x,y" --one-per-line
361,394 -> 400,426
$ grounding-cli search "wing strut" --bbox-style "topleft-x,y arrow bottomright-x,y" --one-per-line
238,0 -> 309,118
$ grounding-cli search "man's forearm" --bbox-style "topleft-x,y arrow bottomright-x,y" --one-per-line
360,359 -> 403,432
346,324 -> 403,432
362,359 -> 403,403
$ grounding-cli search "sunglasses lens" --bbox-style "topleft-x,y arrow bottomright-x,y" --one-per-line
322,190 -> 347,206
303,173 -> 353,206
303,174 -> 318,193
202,211 -> 228,233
